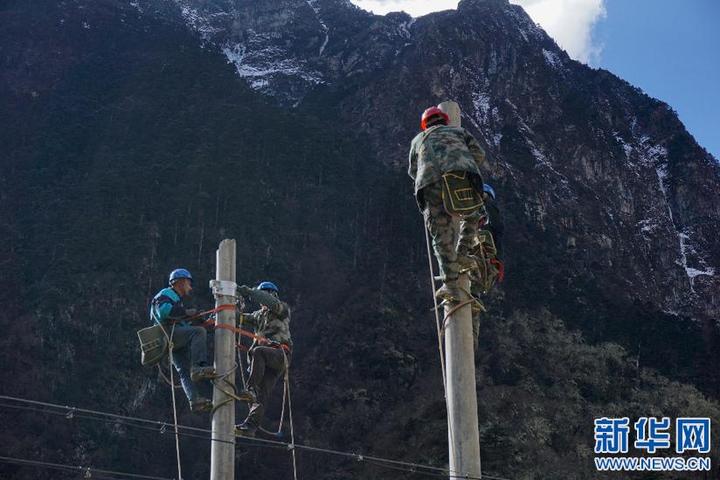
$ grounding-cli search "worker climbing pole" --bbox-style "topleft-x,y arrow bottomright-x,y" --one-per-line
408,100 -> 488,479
141,268 -> 216,412
234,281 -> 293,438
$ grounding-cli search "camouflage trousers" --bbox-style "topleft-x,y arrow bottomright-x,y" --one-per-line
422,181 -> 482,283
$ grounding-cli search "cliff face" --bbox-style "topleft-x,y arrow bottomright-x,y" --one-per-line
174,0 -> 720,385
1,0 -> 719,479
179,0 -> 720,320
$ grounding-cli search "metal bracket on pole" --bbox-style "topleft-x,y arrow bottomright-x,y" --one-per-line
209,279 -> 238,298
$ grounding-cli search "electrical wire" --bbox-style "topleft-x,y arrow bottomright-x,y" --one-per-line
0,397 -> 497,479
0,395 -> 513,480
0,402 -> 280,450
0,455 -> 173,480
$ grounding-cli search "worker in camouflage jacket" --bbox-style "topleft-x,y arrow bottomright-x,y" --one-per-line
408,105 -> 488,301
235,281 -> 292,437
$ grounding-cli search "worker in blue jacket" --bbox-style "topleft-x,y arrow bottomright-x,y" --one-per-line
150,268 -> 215,412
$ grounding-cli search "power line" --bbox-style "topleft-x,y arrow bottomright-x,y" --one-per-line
0,402 -> 276,450
0,396 -> 507,480
0,395 -> 513,480
0,455 -> 173,480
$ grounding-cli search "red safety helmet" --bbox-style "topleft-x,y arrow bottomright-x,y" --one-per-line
420,106 -> 449,130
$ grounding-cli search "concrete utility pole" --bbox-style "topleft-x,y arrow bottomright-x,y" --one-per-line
438,100 -> 482,479
210,239 -> 237,480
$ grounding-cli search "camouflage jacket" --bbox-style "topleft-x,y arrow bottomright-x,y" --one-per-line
408,125 -> 487,194
239,289 -> 292,350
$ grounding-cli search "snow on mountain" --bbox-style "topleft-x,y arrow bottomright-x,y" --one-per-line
165,0 -> 720,322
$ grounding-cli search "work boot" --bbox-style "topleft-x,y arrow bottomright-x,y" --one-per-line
436,281 -> 463,302
235,421 -> 257,437
190,397 -> 212,413
236,388 -> 257,404
190,365 -> 216,382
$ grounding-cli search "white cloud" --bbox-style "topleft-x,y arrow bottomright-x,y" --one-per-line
350,0 -> 606,65
510,0 -> 606,64
351,0 -> 459,18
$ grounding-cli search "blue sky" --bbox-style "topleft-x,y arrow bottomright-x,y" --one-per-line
351,0 -> 719,160
595,0 -> 719,160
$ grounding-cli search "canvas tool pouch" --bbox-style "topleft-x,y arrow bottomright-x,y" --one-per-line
441,171 -> 483,215
137,324 -> 168,366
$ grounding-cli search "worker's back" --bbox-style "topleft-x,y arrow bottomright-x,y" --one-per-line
408,124 -> 486,194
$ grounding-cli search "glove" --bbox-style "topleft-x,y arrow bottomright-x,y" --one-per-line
237,285 -> 252,298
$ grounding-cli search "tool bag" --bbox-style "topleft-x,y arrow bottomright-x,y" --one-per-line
441,171 -> 483,215
137,324 -> 168,366
471,229 -> 504,294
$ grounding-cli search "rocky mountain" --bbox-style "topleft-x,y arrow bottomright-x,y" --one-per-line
174,0 -> 720,320
1,0 -> 719,479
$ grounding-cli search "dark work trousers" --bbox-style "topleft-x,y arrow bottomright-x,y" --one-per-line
245,346 -> 290,427
169,325 -> 210,403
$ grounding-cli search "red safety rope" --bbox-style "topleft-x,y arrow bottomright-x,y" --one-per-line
187,304 -> 237,322
215,321 -> 290,353
187,304 -> 291,353
490,258 -> 505,282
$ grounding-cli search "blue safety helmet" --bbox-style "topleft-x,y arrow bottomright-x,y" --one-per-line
483,183 -> 496,200
169,268 -> 193,285
257,281 -> 279,293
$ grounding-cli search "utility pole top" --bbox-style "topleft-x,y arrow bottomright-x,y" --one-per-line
438,100 -> 461,127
